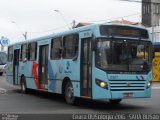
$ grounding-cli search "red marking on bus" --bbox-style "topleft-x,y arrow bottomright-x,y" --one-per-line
32,62 -> 39,89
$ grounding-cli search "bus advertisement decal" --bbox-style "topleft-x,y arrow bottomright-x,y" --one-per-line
32,62 -> 39,89
64,61 -> 72,74
48,61 -> 56,91
136,76 -> 144,80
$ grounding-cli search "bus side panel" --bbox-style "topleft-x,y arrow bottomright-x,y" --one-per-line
48,60 -> 62,93
72,82 -> 80,97
19,61 -> 37,89
6,62 -> 13,84
48,59 -> 80,97
61,59 -> 80,97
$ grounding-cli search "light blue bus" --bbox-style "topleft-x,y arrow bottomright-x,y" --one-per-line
6,24 -> 152,104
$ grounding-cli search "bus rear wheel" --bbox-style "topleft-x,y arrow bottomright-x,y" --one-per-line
20,76 -> 28,94
109,99 -> 122,104
0,72 -> 3,76
65,81 -> 75,105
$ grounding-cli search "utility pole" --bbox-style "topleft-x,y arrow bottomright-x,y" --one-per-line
11,21 -> 28,40
72,20 -> 76,28
23,31 -> 27,40
54,10 -> 71,29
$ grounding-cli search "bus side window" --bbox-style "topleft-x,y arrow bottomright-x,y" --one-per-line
63,34 -> 79,60
51,37 -> 62,60
28,42 -> 37,61
21,44 -> 28,62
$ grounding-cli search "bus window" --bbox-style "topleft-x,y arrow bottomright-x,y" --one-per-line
51,37 -> 62,59
96,40 -> 111,69
21,44 -> 28,61
8,46 -> 13,62
63,34 -> 79,59
28,42 -> 37,61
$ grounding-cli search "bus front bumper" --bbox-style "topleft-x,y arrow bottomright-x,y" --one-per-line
110,89 -> 151,99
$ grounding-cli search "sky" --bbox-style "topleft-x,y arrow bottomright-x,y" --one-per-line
0,0 -> 141,44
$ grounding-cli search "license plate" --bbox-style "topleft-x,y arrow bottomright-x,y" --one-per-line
123,93 -> 133,97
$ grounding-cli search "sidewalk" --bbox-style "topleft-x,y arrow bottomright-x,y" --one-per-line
152,82 -> 160,89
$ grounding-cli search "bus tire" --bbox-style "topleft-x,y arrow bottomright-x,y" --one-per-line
0,72 -> 3,76
109,99 -> 122,104
64,81 -> 75,105
20,76 -> 28,94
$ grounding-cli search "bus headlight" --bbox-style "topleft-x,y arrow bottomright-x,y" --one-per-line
96,79 -> 108,89
147,81 -> 152,88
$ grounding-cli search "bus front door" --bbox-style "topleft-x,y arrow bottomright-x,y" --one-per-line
81,38 -> 92,98
39,45 -> 49,89
13,49 -> 20,85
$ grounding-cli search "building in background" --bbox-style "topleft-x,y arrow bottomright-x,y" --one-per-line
75,22 -> 91,28
75,20 -> 141,28
142,0 -> 160,27
142,0 -> 160,42
108,19 -> 140,25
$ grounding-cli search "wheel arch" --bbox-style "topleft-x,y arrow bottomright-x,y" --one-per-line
20,74 -> 25,84
62,77 -> 71,94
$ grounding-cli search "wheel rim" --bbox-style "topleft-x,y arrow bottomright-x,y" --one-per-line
21,81 -> 25,92
65,84 -> 74,103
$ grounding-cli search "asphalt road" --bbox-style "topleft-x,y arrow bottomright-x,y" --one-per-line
0,75 -> 160,119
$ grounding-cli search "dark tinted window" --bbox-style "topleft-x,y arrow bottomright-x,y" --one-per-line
28,42 -> 37,60
63,34 -> 79,59
21,44 -> 28,60
100,25 -> 149,39
51,37 -> 62,59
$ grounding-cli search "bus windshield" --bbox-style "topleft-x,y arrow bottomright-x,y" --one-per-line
0,52 -> 7,65
96,38 -> 152,72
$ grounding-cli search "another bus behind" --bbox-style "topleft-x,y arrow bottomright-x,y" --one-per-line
152,42 -> 160,82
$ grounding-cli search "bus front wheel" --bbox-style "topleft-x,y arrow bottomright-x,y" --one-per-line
65,81 -> 75,105
109,99 -> 122,104
20,76 -> 28,94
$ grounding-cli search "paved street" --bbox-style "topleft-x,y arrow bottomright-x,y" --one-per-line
0,75 -> 160,115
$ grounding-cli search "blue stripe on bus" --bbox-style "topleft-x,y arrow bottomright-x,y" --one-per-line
48,60 -> 56,91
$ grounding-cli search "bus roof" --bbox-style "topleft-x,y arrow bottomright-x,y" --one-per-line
8,23 -> 148,47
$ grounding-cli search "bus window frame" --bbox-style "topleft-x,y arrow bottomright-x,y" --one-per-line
28,42 -> 37,61
95,37 -> 152,73
62,34 -> 79,59
21,44 -> 28,62
51,37 -> 62,60
8,46 -> 13,62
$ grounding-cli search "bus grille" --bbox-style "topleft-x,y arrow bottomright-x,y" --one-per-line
109,80 -> 146,91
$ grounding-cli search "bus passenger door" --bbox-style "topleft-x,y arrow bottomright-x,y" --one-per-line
81,38 -> 92,97
39,45 -> 49,89
13,49 -> 20,85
